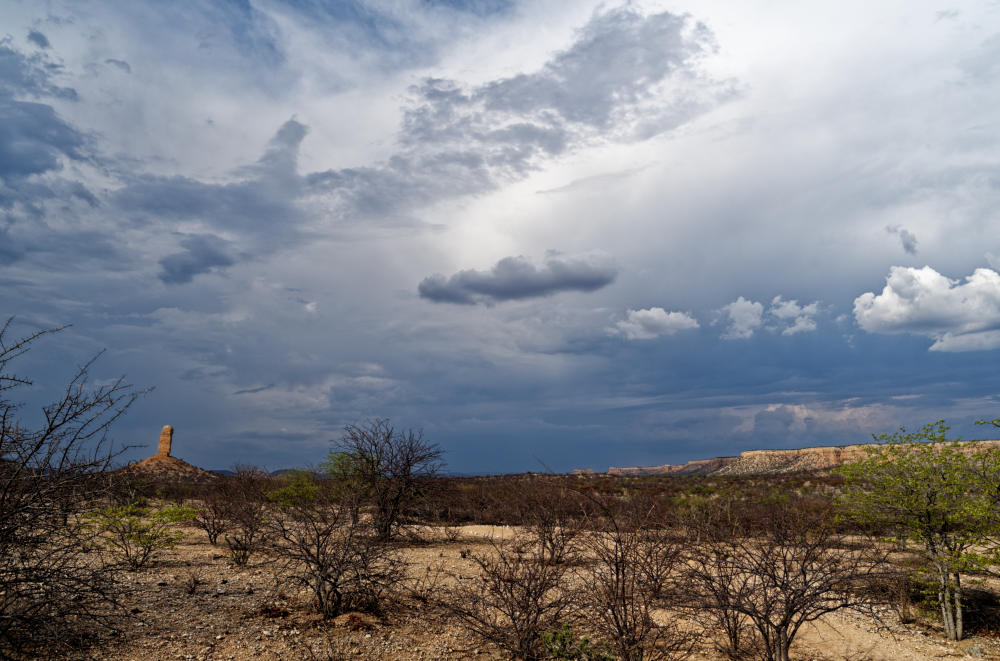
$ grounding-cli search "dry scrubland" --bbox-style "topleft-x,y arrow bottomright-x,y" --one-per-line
4,325 -> 1000,661
12,471 -> 1000,661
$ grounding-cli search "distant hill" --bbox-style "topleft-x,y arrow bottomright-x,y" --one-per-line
586,439 -> 1000,477
123,453 -> 217,481
121,424 -> 216,481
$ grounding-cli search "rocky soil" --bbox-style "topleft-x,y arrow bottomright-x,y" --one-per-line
49,523 -> 1000,661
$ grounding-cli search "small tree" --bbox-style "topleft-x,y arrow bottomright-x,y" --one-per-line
330,419 -> 443,541
837,420 -> 1000,641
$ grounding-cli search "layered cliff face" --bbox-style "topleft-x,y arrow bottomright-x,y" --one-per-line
607,456 -> 739,476
605,440 -> 1000,477
713,444 -> 877,475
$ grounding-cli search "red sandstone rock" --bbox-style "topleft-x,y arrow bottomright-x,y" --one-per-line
124,424 -> 216,480
157,425 -> 173,456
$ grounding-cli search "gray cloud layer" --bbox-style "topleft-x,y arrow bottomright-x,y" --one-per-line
158,234 -> 235,284
0,41 -> 90,261
419,252 -> 617,304
98,7 -> 729,283
302,6 -> 728,225
2,1 -> 998,474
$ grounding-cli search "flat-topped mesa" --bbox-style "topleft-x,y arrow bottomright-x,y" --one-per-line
608,456 -> 740,477
157,425 -> 173,457
603,439 -> 1000,477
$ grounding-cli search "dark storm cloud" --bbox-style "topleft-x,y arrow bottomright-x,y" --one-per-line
27,30 -> 50,49
115,174 -> 296,225
0,44 -> 85,185
1,4 -> 728,274
0,43 -> 90,222
418,252 -> 617,305
475,9 -> 713,128
15,6 -> 724,290
114,119 -> 306,240
104,58 -> 131,73
304,6 -> 731,223
233,383 -> 275,395
0,43 -> 78,100
886,225 -> 918,254
0,100 -> 86,181
158,234 -> 235,284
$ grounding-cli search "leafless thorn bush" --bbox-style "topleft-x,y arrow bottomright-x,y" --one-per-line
574,494 -> 698,661
192,482 -> 233,545
683,498 -> 891,661
519,483 -> 584,567
407,560 -> 448,608
183,570 -> 201,595
440,533 -> 572,660
0,319 -> 143,657
265,471 -> 404,618
223,467 -> 269,567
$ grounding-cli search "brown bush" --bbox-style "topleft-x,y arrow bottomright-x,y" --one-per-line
265,471 -> 404,618
440,533 -> 572,660
684,498 -> 890,661
193,481 -> 235,545
223,467 -> 270,566
0,319 -> 142,657
574,494 -> 698,661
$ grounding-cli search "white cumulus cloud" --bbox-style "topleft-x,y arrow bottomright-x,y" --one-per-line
716,296 -> 764,339
854,266 -> 1000,351
769,296 -> 819,335
613,307 -> 699,340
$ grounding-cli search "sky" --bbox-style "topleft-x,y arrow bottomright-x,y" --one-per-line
2,0 -> 1000,473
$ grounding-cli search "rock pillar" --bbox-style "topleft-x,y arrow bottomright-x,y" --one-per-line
157,425 -> 173,457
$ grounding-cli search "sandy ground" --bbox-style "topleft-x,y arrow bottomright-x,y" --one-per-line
64,524 -> 1000,661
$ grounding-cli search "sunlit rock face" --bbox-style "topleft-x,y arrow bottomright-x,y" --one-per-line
157,425 -> 173,457
125,425 -> 216,481
606,440 -> 1000,476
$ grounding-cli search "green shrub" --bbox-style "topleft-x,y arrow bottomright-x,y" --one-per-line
543,624 -> 613,660
91,503 -> 197,570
